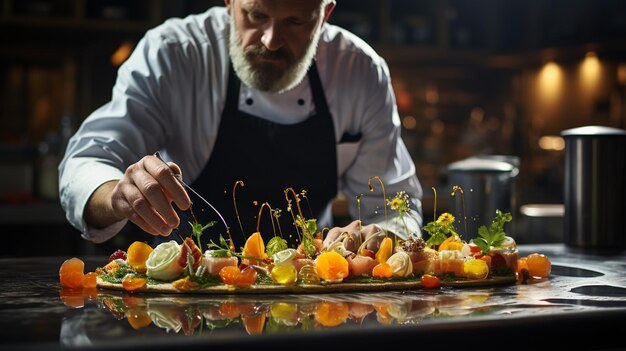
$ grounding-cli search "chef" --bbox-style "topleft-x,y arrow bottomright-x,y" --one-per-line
59,0 -> 423,250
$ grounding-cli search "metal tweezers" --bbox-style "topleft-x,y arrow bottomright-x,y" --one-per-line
153,151 -> 229,229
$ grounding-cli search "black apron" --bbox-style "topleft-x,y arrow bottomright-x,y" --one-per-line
181,62 -> 338,250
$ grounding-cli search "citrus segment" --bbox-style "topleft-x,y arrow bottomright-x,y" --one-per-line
59,257 -> 85,289
242,232 -> 268,265
83,272 -> 98,288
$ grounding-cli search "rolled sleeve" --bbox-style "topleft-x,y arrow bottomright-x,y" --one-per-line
59,146 -> 128,242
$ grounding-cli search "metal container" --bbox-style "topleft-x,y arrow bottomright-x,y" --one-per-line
561,125 -> 626,252
519,204 -> 564,243
446,156 -> 519,238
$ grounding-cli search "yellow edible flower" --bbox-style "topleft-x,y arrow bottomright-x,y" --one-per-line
388,197 -> 402,210
436,212 -> 455,226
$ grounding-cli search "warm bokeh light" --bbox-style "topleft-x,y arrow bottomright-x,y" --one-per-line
431,119 -> 444,134
579,51 -> 601,95
538,135 -> 565,151
618,63 -> 626,86
111,41 -> 135,66
402,115 -> 417,130
425,85 -> 439,104
537,61 -> 564,105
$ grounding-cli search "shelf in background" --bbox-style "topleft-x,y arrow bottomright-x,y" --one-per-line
1,0 -> 161,33
0,202 -> 67,224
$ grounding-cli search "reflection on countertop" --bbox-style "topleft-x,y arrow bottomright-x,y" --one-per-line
0,244 -> 625,349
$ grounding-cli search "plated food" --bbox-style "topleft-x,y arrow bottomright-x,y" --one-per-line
59,183 -> 551,294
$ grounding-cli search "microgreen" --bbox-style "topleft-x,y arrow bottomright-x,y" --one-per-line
206,234 -> 238,258
295,216 -> 318,258
189,220 -> 217,251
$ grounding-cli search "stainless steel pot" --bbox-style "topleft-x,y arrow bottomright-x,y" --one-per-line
446,156 -> 519,239
561,125 -> 626,252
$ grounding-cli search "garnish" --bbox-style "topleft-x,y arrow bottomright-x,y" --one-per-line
256,202 -> 288,257
284,187 -> 304,241
232,180 -> 247,243
422,187 -> 459,248
472,210 -> 512,254
298,190 -> 315,221
423,212 -> 459,248
368,176 -> 388,237
284,187 -> 319,258
266,236 -> 288,257
388,191 -> 409,235
272,207 -> 284,238
420,274 -> 442,289
108,249 -> 127,262
206,234 -> 238,258
189,220 -> 216,252
388,190 -> 420,237
399,237 -> 426,252
356,194 -> 363,245
299,228 -> 317,258
450,186 -> 468,237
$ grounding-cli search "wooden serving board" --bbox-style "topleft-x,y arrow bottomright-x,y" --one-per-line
97,275 -> 516,295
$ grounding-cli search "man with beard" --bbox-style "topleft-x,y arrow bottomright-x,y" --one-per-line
59,0 -> 424,250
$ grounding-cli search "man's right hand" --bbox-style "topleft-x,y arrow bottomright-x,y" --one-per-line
84,155 -> 192,236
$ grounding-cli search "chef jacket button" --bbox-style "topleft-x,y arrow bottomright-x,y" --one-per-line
246,98 -> 253,105
297,98 -> 305,106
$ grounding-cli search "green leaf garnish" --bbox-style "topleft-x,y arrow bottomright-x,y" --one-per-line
266,236 -> 288,257
301,232 -> 317,258
422,212 -> 458,248
189,220 -> 217,251
303,219 -> 318,235
206,234 -> 237,258
472,210 -> 512,254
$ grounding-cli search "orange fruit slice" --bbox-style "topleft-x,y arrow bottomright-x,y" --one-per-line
242,232 -> 268,265
83,272 -> 98,288
375,237 -> 393,264
315,251 -> 349,282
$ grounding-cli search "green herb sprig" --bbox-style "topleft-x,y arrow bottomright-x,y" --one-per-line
189,220 -> 217,251
473,210 -> 512,254
206,234 -> 238,258
423,212 -> 458,248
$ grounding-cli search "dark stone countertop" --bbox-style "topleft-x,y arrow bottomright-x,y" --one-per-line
1,244 -> 625,350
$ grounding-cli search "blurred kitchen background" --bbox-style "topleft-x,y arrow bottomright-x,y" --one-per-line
1,0 -> 625,256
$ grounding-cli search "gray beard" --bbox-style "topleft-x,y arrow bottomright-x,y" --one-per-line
228,14 -> 322,93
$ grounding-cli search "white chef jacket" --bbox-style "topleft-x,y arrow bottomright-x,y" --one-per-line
58,6 -> 423,243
